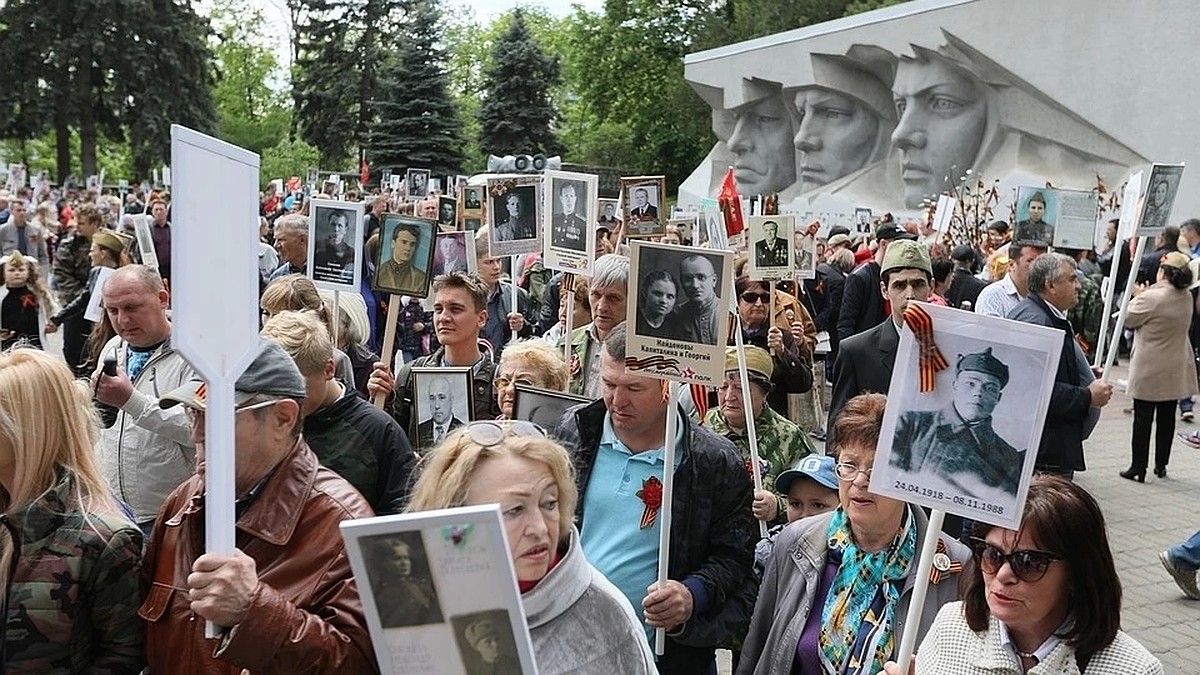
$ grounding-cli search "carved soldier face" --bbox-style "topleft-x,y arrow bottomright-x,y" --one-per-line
793,88 -> 880,191
891,56 -> 989,208
728,95 -> 798,197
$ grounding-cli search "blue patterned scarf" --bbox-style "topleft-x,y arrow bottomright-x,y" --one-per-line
818,506 -> 916,675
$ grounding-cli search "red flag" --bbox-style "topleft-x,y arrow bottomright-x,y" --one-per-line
359,158 -> 370,185
718,167 -> 744,236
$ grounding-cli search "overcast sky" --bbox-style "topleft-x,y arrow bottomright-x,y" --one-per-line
239,0 -> 604,68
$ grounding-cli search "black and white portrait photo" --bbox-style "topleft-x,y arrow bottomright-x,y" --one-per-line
463,186 -> 483,212
486,177 -> 542,257
621,176 -> 667,238
513,385 -> 590,430
597,198 -> 622,231
407,168 -> 431,199
360,531 -> 443,628
451,610 -> 525,675
868,302 -> 1066,529
854,207 -> 872,236
432,231 -> 475,278
747,214 -> 795,281
543,171 -> 598,275
1137,163 -> 1185,237
412,367 -> 474,451
794,229 -> 817,280
624,240 -> 734,386
374,215 -> 436,298
438,195 -> 459,231
307,199 -> 363,292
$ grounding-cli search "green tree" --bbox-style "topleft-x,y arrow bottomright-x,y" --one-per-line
210,0 -> 291,155
260,137 -> 321,186
291,0 -> 361,167
366,0 -> 464,179
477,9 -> 563,158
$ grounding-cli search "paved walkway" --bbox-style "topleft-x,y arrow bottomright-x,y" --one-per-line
720,362 -> 1200,672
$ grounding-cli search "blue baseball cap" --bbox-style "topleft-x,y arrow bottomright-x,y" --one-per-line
775,454 -> 839,493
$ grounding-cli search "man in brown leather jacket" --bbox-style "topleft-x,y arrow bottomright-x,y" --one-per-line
141,339 -> 379,674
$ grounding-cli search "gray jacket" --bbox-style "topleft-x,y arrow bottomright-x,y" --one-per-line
0,219 -> 51,268
737,507 -> 970,675
524,527 -> 656,675
96,334 -> 197,524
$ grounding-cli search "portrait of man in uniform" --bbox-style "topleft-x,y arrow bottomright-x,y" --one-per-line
363,533 -> 443,628
375,219 -> 433,297
754,219 -> 789,267
1014,190 -> 1054,245
550,179 -> 587,252
889,347 -> 1024,498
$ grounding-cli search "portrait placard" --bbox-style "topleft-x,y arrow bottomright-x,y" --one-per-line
1012,186 -> 1057,246
381,168 -> 393,187
746,215 -> 795,281
1050,188 -> 1100,249
699,198 -> 725,249
485,175 -> 542,257
625,240 -> 733,385
793,230 -> 818,280
132,214 -> 159,270
406,168 -> 431,200
438,196 -> 459,232
867,302 -> 1065,529
307,199 -> 364,292
1117,170 -> 1143,241
411,367 -> 474,452
305,167 -> 318,187
462,186 -> 484,214
84,267 -> 117,323
1136,163 -> 1185,237
388,174 -> 402,192
513,384 -> 591,428
854,208 -> 872,236
340,505 -> 537,675
621,175 -> 667,238
667,217 -> 695,246
421,232 -> 478,312
597,197 -> 622,234
543,170 -> 598,275
374,215 -> 437,298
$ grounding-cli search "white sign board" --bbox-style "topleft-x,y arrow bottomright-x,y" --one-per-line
84,267 -> 116,323
169,126 -> 261,569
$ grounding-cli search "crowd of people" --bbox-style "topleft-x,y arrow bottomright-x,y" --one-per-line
0,175 -> 1190,675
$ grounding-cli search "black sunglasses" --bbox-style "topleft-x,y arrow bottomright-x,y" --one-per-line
969,537 -> 1061,583
740,292 -> 771,304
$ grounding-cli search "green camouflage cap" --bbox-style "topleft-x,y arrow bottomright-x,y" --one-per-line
881,239 -> 932,276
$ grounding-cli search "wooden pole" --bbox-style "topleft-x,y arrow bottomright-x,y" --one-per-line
373,296 -> 401,409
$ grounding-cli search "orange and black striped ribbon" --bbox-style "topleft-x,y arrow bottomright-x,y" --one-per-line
903,304 -> 949,393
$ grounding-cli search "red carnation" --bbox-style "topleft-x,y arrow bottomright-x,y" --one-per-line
638,476 -> 663,510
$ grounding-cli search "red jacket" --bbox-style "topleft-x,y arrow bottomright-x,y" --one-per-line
140,438 -> 378,674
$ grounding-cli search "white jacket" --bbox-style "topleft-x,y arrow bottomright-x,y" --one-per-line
96,333 -> 197,524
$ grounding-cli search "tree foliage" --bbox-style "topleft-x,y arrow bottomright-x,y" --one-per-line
260,137 -> 321,185
210,0 -> 291,156
477,10 -> 563,158
365,0 -> 464,179
0,0 -> 216,182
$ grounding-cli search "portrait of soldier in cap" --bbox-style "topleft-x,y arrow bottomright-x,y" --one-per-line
889,347 -> 1025,499
1014,190 -> 1055,245
455,612 -> 522,675
363,532 -> 443,628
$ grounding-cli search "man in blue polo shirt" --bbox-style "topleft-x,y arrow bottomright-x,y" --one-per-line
555,324 -> 755,674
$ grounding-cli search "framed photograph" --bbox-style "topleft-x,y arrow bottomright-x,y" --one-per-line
854,207 -> 872,236
1012,186 -> 1057,246
305,167 -> 318,187
1049,188 -> 1100,249
625,240 -> 734,385
793,229 -> 818,280
868,302 -> 1066,529
597,198 -> 621,233
433,231 -> 476,277
406,168 -> 431,200
1136,162 -> 1185,237
462,186 -> 484,213
485,175 -> 542,257
374,214 -> 437,298
465,217 -> 483,232
667,217 -> 695,246
380,168 -> 393,187
543,170 -> 598,275
411,366 -> 474,452
307,199 -> 364,292
746,214 -> 795,281
699,198 -> 725,249
621,175 -> 667,238
340,505 -> 537,675
388,174 -> 402,192
132,215 -> 159,271
438,195 -> 459,231
513,384 -> 591,429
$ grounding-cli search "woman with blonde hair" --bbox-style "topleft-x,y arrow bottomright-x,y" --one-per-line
0,349 -> 144,672
260,274 -> 357,387
407,422 -> 655,674
494,339 -> 570,421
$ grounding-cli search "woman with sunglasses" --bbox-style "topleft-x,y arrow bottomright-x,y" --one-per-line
407,421 -> 655,674
0,349 -> 145,672
883,474 -> 1161,674
494,340 -> 570,420
738,394 -> 969,675
732,274 -> 815,414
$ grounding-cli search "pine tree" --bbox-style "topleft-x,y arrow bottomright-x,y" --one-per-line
366,0 -> 465,179
477,10 -> 563,158
292,0 -> 361,168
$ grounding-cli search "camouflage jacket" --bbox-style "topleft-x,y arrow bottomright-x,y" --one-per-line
4,467 -> 144,674
704,404 -> 816,525
1068,273 -> 1103,360
51,232 -> 93,305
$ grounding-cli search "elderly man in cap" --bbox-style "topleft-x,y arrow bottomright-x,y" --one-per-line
705,346 -> 815,527
827,238 -> 932,443
836,221 -> 917,341
142,339 -> 377,674
890,348 -> 1026,499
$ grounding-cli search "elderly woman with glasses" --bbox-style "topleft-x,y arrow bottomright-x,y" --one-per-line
883,474 -> 1160,674
493,339 -> 571,420
406,421 -> 655,674
738,393 -> 969,675
732,274 -> 815,413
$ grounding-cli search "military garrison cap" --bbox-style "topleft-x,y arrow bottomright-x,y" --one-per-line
956,347 -> 1009,388
881,239 -> 932,275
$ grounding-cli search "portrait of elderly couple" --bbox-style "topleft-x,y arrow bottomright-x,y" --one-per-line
631,246 -> 726,346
